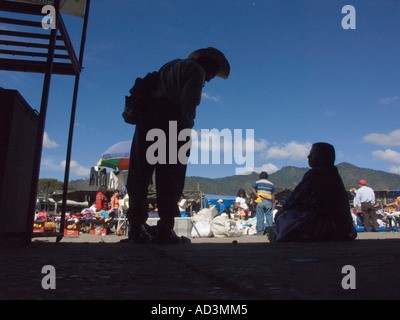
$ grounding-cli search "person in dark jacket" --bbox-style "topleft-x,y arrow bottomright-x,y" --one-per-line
126,48 -> 230,244
274,142 -> 357,242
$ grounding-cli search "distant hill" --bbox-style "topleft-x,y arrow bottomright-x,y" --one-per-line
184,162 -> 400,195
68,179 -> 99,192
68,162 -> 400,196
184,166 -> 308,195
337,162 -> 400,190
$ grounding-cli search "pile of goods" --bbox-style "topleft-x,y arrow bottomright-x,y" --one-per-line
66,223 -> 78,230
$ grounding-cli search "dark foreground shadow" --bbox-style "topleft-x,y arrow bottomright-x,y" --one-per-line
1,238 -> 400,300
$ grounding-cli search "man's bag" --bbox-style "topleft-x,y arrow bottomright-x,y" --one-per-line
122,71 -> 159,125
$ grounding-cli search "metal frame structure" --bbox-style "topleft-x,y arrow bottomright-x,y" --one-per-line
0,0 -> 91,242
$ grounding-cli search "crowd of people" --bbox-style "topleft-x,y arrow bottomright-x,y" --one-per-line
90,46 -> 399,245
212,172 -> 277,237
83,186 -> 127,234
215,142 -> 395,243
33,186 -> 129,235
36,140 -> 398,242
84,186 -> 203,235
178,195 -> 201,216
91,142 -> 396,242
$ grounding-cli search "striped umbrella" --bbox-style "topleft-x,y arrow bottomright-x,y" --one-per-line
97,140 -> 132,170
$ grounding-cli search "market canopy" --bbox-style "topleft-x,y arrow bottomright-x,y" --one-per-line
387,190 -> 400,198
97,140 -> 132,171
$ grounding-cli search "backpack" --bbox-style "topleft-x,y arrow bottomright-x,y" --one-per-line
122,71 -> 160,125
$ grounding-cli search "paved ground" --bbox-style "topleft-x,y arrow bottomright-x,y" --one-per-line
1,231 -> 400,301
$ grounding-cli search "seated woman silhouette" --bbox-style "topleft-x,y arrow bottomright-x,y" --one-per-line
274,142 -> 356,242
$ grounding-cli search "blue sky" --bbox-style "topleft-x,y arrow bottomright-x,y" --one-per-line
1,0 -> 400,182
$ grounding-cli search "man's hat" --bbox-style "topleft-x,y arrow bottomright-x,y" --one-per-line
217,199 -> 223,203
188,47 -> 230,79
359,179 -> 367,185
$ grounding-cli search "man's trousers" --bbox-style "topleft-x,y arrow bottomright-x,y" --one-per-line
361,202 -> 379,232
126,120 -> 191,236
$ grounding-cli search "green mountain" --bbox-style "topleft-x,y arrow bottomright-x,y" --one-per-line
183,162 -> 400,195
67,162 -> 400,196
183,166 -> 307,195
337,162 -> 400,190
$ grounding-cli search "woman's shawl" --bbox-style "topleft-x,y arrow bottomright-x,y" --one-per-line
275,166 -> 356,242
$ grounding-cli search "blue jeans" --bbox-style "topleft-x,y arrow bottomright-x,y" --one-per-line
256,199 -> 274,234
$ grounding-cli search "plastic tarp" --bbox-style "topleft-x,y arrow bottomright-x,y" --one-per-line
204,194 -> 236,209
387,190 -> 400,198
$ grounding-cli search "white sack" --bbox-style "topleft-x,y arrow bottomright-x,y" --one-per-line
191,206 -> 220,238
210,215 -> 242,238
192,206 -> 218,223
191,220 -> 213,238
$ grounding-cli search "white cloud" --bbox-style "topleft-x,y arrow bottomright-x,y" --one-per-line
43,132 -> 59,148
372,149 -> 400,164
233,137 -> 268,153
363,129 -> 400,146
41,158 -> 90,177
254,139 -> 269,151
191,129 -> 268,154
193,130 -> 227,152
60,160 -> 90,176
41,158 -> 60,171
234,163 -> 279,176
389,166 -> 400,175
202,92 -> 220,102
378,96 -> 400,105
265,141 -> 312,161
252,163 -> 279,174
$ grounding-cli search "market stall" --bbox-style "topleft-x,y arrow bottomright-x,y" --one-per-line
0,0 -> 91,242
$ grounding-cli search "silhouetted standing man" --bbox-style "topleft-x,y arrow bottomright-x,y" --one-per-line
126,48 -> 230,244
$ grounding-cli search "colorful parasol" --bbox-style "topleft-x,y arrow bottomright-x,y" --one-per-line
97,140 -> 132,171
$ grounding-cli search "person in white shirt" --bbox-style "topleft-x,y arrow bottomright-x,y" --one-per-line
178,195 -> 187,215
354,180 -> 379,232
236,188 -> 249,220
